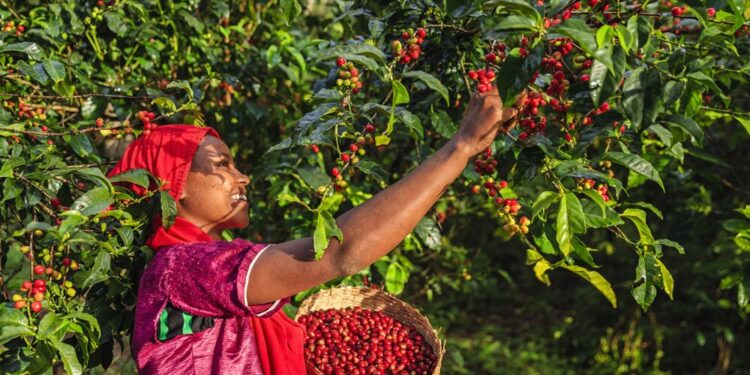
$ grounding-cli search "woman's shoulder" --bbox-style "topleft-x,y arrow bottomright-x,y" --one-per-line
148,239 -> 269,267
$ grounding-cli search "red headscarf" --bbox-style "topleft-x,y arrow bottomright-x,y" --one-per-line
108,124 -> 305,375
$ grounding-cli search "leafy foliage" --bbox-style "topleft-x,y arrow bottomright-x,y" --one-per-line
0,0 -> 749,373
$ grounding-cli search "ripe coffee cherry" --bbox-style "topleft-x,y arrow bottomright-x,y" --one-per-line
33,279 -> 46,288
33,292 -> 44,302
95,117 -> 104,127
21,280 -> 32,291
62,257 -> 71,267
33,265 -> 45,275
707,8 -> 715,17
15,300 -> 26,309
671,7 -> 683,16
301,307 -> 437,375
336,57 -> 346,67
341,153 -> 350,163
311,144 -> 320,153
348,144 -> 358,152
31,301 -> 42,313
50,197 -> 61,208
331,168 -> 340,178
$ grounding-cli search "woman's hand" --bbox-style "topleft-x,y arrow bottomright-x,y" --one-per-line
453,85 -> 521,157
246,86 -> 522,305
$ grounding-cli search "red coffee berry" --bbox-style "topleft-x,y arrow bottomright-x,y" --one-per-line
336,57 -> 346,67
15,300 -> 26,309
95,118 -> 104,127
21,280 -> 32,291
62,257 -> 71,267
33,279 -> 46,288
671,6 -> 683,16
341,153 -> 350,163
31,301 -> 42,313
51,197 -> 61,208
331,168 -> 340,178
416,27 -> 427,38
580,74 -> 590,82
707,8 -> 715,17
33,265 -> 45,275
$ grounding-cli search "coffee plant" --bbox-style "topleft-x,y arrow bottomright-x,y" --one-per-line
0,0 -> 748,373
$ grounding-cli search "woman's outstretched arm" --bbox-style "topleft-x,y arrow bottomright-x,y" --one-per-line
246,86 -> 518,305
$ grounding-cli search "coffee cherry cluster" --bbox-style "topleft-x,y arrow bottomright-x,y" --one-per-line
518,91 -> 548,140
299,307 -> 437,375
14,240 -> 81,315
335,57 -> 364,95
137,111 -> 157,134
2,21 -> 25,36
473,147 -> 498,174
577,178 -> 611,202
467,68 -> 496,93
391,27 -> 427,65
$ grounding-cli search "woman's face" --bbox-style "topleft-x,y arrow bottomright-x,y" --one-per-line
177,136 -> 250,238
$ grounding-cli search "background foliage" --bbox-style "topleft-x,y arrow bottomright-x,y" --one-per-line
0,0 -> 749,374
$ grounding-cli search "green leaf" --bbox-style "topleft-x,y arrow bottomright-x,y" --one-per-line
385,262 -> 409,295
334,53 -> 379,72
414,217 -> 441,250
355,159 -> 387,183
552,19 -> 597,57
402,70 -> 450,106
166,80 -> 194,100
0,42 -> 46,60
622,68 -> 645,129
266,138 -> 293,153
484,0 -> 542,24
534,231 -> 556,255
391,80 -> 410,106
572,237 -> 598,268
620,208 -> 654,245
654,258 -> 674,300
109,168 -> 150,189
647,124 -> 673,146
654,239 -> 685,254
581,189 -> 606,216
736,116 -> 750,135
76,249 -> 111,289
532,191 -> 559,218
151,97 -> 177,112
66,134 -> 93,158
16,61 -> 49,85
37,312 -> 66,340
297,166 -> 329,190
664,113 -> 703,146
319,43 -> 387,64
396,108 -> 423,140
430,110 -> 457,138
532,260 -> 552,286
368,19 -> 384,37
483,15 -> 539,32
583,201 -> 623,228
560,264 -> 617,308
589,46 -> 625,106
632,254 -> 659,311
159,190 -> 177,229
627,201 -> 663,220
602,152 -> 664,191
0,306 -> 33,345
70,187 -> 113,216
42,60 -> 65,83
49,341 -> 82,375
313,209 -> 343,260
556,192 -> 586,256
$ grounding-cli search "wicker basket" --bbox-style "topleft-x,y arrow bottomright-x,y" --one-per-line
295,286 -> 445,375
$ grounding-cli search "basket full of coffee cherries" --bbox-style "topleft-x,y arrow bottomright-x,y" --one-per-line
296,286 -> 444,375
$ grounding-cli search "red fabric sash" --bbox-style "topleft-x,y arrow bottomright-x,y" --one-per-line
108,125 -> 305,375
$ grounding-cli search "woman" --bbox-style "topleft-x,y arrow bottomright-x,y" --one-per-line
108,85 -> 519,374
